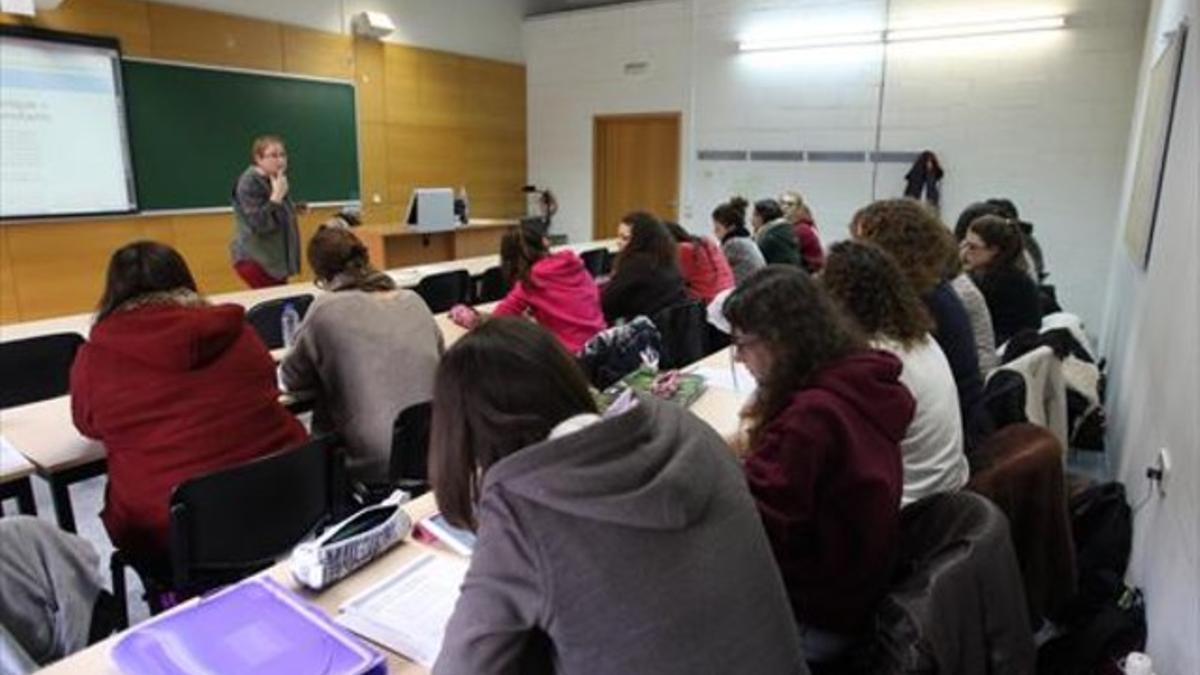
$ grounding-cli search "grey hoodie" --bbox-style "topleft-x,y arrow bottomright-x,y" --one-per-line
433,396 -> 808,675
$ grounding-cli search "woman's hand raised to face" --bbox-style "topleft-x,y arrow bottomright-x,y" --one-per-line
269,172 -> 289,203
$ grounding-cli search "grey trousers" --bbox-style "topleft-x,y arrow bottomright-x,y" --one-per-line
0,517 -> 102,668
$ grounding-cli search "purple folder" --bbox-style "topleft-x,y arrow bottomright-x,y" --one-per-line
111,576 -> 386,675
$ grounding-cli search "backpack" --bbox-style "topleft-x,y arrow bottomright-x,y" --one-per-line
1038,483 -> 1144,674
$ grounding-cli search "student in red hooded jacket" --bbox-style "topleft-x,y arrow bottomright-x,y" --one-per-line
723,266 -> 915,666
492,225 -> 606,354
70,242 -> 307,575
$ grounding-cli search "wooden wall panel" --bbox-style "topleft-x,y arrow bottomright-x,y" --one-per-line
1,0 -> 153,56
0,1 -> 526,324
6,219 -> 152,320
147,3 -> 282,71
0,228 -> 20,323
359,122 -> 389,207
281,26 -> 353,80
354,38 -> 385,124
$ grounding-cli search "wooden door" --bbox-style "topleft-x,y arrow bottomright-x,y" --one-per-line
593,113 -> 681,240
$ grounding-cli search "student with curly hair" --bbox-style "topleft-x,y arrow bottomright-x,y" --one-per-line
961,215 -> 1043,345
822,241 -> 968,507
851,198 -> 983,421
724,266 -> 914,664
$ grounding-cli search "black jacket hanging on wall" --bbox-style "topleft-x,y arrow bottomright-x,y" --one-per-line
904,150 -> 944,206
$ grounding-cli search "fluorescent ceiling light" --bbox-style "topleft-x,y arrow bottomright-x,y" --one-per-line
739,31 -> 882,52
888,16 -> 1066,43
738,15 -> 1067,52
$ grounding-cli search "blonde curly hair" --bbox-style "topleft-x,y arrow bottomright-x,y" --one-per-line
851,198 -> 957,296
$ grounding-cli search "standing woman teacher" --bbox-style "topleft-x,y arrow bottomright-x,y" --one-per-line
230,135 -> 302,288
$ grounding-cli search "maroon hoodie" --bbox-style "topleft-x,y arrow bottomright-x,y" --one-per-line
70,300 -> 307,564
744,349 -> 914,633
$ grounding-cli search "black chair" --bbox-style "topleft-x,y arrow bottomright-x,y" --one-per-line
854,492 -> 1035,674
474,266 -> 511,304
0,333 -> 84,409
245,294 -> 315,350
388,402 -> 433,497
416,270 -> 472,313
579,248 -> 608,278
110,435 -> 346,624
652,301 -> 706,370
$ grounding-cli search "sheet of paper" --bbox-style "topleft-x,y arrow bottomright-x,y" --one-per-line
337,553 -> 468,668
0,435 -> 33,473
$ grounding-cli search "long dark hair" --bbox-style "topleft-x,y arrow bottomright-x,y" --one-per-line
724,266 -> 865,448
969,215 -> 1028,273
614,211 -> 678,274
429,318 -> 598,530
822,241 -> 933,349
499,224 -> 549,286
96,241 -> 197,322
712,196 -> 751,241
308,225 -> 395,292
663,221 -> 718,273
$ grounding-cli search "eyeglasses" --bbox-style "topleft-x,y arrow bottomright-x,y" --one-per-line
262,151 -> 288,159
731,333 -> 762,353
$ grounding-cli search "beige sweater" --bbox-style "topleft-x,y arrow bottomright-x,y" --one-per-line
281,289 -> 443,482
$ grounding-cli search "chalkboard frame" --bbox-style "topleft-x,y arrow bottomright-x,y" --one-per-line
121,56 -> 362,214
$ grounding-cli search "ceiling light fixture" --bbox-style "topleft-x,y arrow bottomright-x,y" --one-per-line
738,15 -> 1067,52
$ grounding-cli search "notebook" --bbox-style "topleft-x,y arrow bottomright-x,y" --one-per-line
110,576 -> 385,675
337,553 -> 469,669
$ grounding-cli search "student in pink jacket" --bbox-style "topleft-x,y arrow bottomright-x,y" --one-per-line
492,226 -> 607,353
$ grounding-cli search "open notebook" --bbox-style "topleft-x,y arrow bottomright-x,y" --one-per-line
337,553 -> 469,669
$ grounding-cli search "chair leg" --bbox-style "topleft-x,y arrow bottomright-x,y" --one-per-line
109,553 -> 130,630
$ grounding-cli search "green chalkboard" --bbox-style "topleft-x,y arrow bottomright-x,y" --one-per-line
121,59 -> 359,210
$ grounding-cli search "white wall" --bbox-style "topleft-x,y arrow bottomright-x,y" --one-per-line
525,0 -> 1147,329
1100,0 -> 1199,671
149,0 -> 527,63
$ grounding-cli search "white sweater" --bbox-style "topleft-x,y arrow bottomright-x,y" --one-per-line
877,336 -> 969,507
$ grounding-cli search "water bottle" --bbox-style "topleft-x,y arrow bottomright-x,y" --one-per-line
281,302 -> 300,349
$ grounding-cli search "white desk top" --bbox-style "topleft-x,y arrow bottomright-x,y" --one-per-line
0,434 -> 36,483
37,493 -> 448,675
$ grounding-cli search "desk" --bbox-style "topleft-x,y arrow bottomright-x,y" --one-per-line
1,435 -> 37,516
0,397 -> 105,531
38,493 -> 449,675
357,219 -> 518,270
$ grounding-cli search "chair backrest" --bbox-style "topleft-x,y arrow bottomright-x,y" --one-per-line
416,270 -> 471,313
244,294 -> 315,350
652,301 -> 706,369
867,491 -> 1035,674
388,402 -> 433,497
968,423 -> 1076,622
0,333 -> 84,409
579,248 -> 608,278
474,266 -> 511,304
168,435 -> 344,590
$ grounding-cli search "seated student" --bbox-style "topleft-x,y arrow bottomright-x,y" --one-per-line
822,241 -> 968,507
954,199 -> 1046,282
961,215 -> 1043,346
724,266 -> 913,663
752,198 -> 803,266
70,241 -> 307,571
281,224 -> 443,483
0,517 -> 120,672
780,190 -> 824,272
711,196 -> 766,284
601,211 -> 689,324
492,225 -> 606,353
429,318 -> 806,675
663,220 -> 734,303
852,199 -> 984,422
